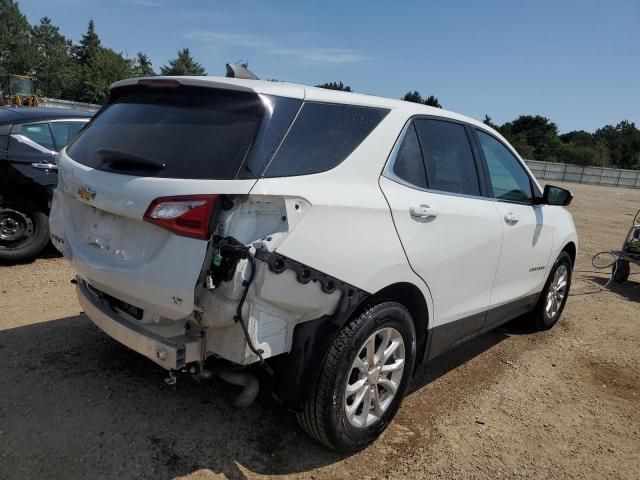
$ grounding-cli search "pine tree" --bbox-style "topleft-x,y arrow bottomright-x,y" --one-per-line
134,52 -> 155,76
32,17 -> 77,98
160,48 -> 206,76
73,20 -> 101,64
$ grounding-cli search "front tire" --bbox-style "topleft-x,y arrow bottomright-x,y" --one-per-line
297,301 -> 416,452
0,196 -> 50,263
530,251 -> 573,330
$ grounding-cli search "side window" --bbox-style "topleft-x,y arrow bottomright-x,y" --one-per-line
50,122 -> 86,150
476,130 -> 532,203
392,123 -> 427,188
414,119 -> 480,196
19,123 -> 55,151
263,102 -> 389,177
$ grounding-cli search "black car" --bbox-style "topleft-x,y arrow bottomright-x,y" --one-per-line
0,107 -> 92,262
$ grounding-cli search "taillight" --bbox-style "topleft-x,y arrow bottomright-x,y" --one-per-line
143,195 -> 218,240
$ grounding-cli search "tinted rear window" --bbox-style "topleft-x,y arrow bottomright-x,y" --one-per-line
392,122 -> 427,188
263,102 -> 388,177
66,86 -> 265,179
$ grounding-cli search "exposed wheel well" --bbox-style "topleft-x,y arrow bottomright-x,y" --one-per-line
562,242 -> 576,266
356,282 -> 429,369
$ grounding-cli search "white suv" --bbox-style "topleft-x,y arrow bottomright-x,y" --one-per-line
50,76 -> 577,451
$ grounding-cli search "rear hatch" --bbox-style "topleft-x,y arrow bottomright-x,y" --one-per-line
50,79 -> 303,319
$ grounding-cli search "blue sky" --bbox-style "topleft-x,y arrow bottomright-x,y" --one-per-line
20,0 -> 640,133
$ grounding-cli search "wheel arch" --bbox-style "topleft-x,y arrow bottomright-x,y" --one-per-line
561,241 -> 576,266
352,281 -> 429,371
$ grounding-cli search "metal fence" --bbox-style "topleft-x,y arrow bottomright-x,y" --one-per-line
525,160 -> 640,189
40,97 -> 101,113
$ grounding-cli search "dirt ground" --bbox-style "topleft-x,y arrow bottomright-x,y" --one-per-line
1,181 -> 639,480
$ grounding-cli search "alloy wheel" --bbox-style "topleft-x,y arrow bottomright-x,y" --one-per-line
344,327 -> 406,428
545,264 -> 568,319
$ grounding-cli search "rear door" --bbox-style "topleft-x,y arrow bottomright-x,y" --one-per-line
8,121 -> 59,183
473,129 -> 553,324
380,118 -> 503,357
50,81 -> 302,320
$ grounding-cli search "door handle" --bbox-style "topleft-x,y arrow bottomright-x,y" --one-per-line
504,212 -> 519,225
410,204 -> 438,220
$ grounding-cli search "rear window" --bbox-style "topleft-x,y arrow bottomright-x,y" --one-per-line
263,102 -> 389,177
66,86 -> 266,179
21,123 -> 55,151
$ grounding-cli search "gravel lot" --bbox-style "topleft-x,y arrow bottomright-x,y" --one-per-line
1,182 -> 639,479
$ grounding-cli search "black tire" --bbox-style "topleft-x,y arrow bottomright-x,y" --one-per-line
296,301 -> 417,452
612,259 -> 630,284
0,195 -> 50,263
529,251 -> 573,330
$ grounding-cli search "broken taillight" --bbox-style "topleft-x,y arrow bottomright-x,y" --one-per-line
143,195 -> 218,240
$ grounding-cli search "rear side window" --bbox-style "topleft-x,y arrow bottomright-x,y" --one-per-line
263,102 -> 388,177
51,121 -> 86,150
21,123 -> 55,151
476,130 -> 532,203
66,86 -> 265,179
414,119 -> 480,196
392,123 -> 427,188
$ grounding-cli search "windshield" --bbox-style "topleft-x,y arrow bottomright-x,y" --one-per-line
9,77 -> 35,96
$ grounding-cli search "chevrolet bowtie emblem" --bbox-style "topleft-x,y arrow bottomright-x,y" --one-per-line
77,186 -> 96,201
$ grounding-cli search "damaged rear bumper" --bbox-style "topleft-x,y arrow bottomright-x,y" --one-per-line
77,280 -> 204,370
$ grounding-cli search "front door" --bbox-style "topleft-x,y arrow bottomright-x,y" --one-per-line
473,129 -> 553,326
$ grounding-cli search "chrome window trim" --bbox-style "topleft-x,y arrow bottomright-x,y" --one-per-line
10,133 -> 57,155
49,118 -> 90,124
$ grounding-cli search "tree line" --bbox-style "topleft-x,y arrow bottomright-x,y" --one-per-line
2,1 -> 639,169
0,1 -> 204,103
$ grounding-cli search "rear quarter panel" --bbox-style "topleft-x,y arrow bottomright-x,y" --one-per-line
250,109 -> 435,329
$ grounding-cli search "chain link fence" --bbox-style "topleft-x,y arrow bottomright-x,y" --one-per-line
525,160 -> 640,189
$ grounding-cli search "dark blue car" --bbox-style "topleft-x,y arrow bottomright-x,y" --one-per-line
0,107 -> 92,262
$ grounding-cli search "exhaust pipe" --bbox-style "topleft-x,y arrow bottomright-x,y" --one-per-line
196,367 -> 260,407
218,370 -> 260,408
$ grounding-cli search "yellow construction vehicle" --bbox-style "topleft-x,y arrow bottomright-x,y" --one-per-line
1,74 -> 40,107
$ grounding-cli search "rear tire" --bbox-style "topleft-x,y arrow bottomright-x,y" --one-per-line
612,259 -> 630,284
296,301 -> 416,452
0,195 -> 50,263
529,251 -> 572,330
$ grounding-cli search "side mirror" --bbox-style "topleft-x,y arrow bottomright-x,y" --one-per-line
542,184 -> 573,206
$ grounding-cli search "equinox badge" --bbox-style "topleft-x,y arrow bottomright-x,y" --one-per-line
77,186 -> 96,201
